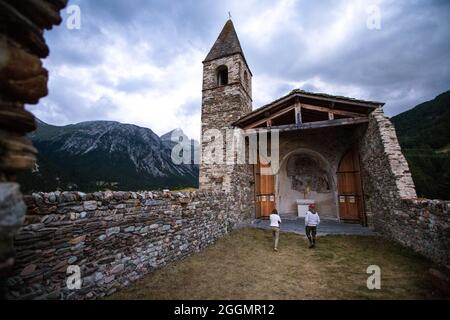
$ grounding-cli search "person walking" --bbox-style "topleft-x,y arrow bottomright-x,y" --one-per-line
305,204 -> 320,249
269,209 -> 282,252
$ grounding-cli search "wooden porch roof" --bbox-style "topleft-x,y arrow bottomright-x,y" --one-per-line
233,89 -> 384,129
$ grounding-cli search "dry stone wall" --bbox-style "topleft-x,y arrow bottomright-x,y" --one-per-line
0,0 -> 68,298
6,190 -> 246,300
387,198 -> 450,266
359,108 -> 449,266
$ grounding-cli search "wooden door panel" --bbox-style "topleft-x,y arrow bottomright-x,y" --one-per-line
338,172 -> 358,194
256,202 -> 261,219
254,165 -> 261,218
255,163 -> 276,219
337,147 -> 364,223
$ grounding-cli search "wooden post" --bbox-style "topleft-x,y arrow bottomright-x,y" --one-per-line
329,101 -> 335,120
295,104 -> 302,126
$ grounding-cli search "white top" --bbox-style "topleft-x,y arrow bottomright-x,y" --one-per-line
305,210 -> 320,227
270,214 -> 282,227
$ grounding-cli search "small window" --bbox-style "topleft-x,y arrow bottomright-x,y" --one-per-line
217,65 -> 228,86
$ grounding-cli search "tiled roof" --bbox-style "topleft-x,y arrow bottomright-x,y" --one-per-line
233,89 -> 385,126
204,19 -> 245,62
288,89 -> 385,106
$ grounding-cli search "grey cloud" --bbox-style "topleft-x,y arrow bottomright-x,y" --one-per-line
29,74 -> 119,125
115,77 -> 156,93
36,0 -> 450,126
178,100 -> 201,117
247,1 -> 450,115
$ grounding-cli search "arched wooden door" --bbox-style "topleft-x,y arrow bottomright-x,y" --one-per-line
255,163 -> 276,219
337,146 -> 365,224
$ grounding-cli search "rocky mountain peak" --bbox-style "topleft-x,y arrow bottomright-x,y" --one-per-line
19,119 -> 199,193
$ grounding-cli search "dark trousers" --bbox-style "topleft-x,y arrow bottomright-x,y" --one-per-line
305,226 -> 317,244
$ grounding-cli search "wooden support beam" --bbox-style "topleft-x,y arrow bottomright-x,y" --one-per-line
300,103 -> 366,118
243,102 -> 367,130
245,105 -> 296,129
233,92 -> 381,128
295,104 -> 302,125
244,117 -> 369,134
329,102 -> 335,120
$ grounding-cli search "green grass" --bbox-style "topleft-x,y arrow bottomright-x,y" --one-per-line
109,228 -> 434,300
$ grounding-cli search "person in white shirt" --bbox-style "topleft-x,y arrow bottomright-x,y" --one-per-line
269,209 -> 282,251
305,204 -> 320,249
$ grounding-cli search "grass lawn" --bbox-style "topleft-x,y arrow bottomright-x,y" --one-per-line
109,228 -> 434,300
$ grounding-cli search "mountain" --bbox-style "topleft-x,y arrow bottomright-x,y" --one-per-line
161,128 -> 189,148
392,90 -> 450,200
161,128 -> 200,166
17,120 -> 199,193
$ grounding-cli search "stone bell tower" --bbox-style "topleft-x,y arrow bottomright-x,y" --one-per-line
199,19 -> 255,221
199,19 -> 253,192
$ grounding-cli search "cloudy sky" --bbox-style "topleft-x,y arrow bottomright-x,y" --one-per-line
28,0 -> 450,140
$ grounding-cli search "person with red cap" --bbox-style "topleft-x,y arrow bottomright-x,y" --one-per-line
305,203 -> 320,249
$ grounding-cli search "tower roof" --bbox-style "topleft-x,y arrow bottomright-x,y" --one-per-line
204,19 -> 247,63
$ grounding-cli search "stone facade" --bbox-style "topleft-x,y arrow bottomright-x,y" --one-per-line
358,107 -> 416,226
359,108 -> 417,200
197,21 -> 449,267
199,28 -> 255,221
6,190 -> 246,300
200,56 -> 253,192
0,0 -> 68,298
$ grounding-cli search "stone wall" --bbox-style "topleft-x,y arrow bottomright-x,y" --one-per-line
386,198 -> 450,266
359,107 -> 449,266
0,0 -> 68,298
359,107 -> 417,226
200,54 -> 255,221
200,56 -> 253,192
6,190 -> 246,300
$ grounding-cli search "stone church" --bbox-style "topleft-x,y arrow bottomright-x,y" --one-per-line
199,19 -> 417,227
0,8 -> 448,299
